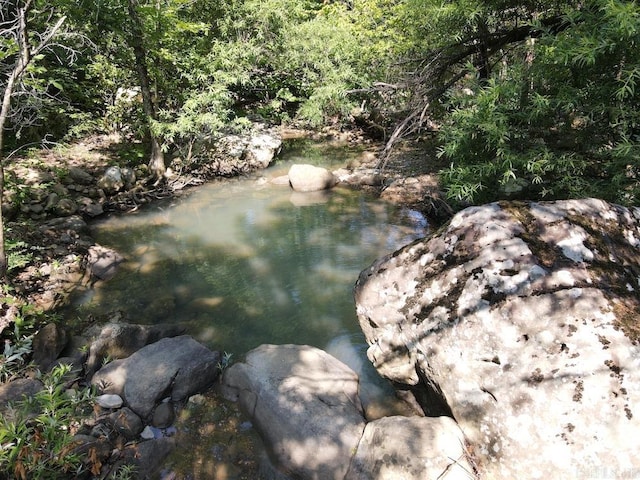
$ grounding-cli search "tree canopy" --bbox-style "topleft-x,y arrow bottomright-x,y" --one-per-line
1,0 -> 638,209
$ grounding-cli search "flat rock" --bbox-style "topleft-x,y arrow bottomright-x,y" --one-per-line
221,344 -> 366,480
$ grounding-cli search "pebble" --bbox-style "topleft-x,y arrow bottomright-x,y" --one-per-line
96,393 -> 123,409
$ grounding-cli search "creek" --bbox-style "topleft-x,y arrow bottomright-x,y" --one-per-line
66,139 -> 430,477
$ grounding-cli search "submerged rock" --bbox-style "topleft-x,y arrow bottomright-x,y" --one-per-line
355,198 -> 640,479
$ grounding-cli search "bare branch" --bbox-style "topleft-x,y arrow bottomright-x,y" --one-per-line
376,13 -> 573,162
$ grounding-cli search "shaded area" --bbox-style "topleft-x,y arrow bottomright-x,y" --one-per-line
64,142 -> 428,357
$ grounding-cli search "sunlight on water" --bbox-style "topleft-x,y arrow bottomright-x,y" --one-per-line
72,141 -> 429,359
66,140 -> 431,477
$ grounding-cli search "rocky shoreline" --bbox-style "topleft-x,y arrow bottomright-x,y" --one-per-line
1,127 -> 448,478
1,128 -> 444,329
4,127 -> 638,479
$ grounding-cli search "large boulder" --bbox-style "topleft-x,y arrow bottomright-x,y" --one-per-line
246,133 -> 283,168
220,344 -> 472,480
188,127 -> 282,177
92,335 -> 220,419
288,164 -> 337,192
346,415 -> 473,480
220,344 -> 366,480
355,198 -> 640,479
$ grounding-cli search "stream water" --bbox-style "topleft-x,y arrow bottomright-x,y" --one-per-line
67,139 -> 430,477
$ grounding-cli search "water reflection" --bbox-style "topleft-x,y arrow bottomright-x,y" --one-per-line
70,141 -> 428,358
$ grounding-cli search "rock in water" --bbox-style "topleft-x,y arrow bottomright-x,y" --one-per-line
288,164 -> 337,192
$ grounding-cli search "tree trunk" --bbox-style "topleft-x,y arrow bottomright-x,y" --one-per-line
0,1 -> 30,281
0,1 -> 66,280
126,0 -> 166,180
0,70 -> 17,281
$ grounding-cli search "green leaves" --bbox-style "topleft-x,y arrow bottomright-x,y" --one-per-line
0,362 -> 94,479
434,0 -> 640,208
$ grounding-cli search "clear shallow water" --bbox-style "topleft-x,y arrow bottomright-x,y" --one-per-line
67,140 -> 430,477
71,140 -> 429,362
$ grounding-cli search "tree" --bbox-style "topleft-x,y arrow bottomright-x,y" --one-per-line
373,0 -> 640,208
436,0 -> 640,206
0,0 -> 67,280
125,0 -> 165,179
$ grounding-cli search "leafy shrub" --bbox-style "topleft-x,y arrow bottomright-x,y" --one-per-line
0,365 -> 94,479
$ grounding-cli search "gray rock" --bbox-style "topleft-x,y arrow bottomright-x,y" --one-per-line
68,166 -> 94,185
288,164 -> 337,192
39,215 -> 88,235
120,167 -> 136,188
32,322 -> 68,371
77,196 -> 104,217
152,400 -> 175,428
93,335 -> 220,419
0,378 -> 43,413
85,321 -> 186,376
355,198 -> 640,479
108,407 -> 144,439
192,127 -> 282,177
221,344 -> 366,480
346,415 -> 474,480
96,393 -> 123,409
44,192 -> 60,211
120,437 -> 176,479
245,133 -> 282,168
97,166 -> 124,193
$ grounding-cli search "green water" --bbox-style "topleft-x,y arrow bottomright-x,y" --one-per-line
69,139 -> 430,477
72,140 -> 428,361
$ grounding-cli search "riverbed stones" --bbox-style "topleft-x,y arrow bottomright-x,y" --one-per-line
288,164 -> 337,192
354,198 -> 640,479
221,344 -> 366,480
92,335 -> 221,419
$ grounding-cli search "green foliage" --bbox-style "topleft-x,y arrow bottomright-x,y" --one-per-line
216,351 -> 234,375
0,365 -> 93,480
0,326 -> 33,383
436,0 -> 640,207
6,239 -> 33,274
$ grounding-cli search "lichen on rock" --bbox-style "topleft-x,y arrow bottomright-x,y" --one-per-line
355,198 -> 640,479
